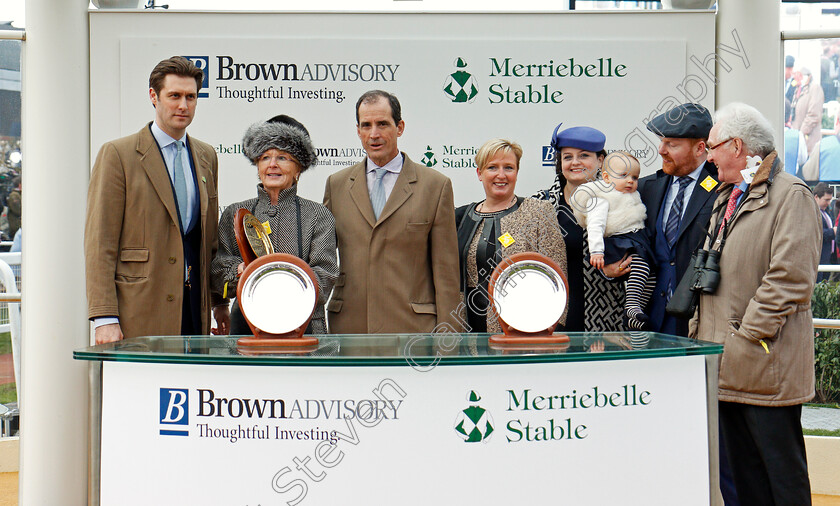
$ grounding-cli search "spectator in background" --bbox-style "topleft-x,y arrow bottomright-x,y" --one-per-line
784,55 -> 796,104
814,182 -> 835,282
834,198 -> 840,226
5,177 -> 20,239
10,229 -> 20,253
696,102 -> 818,506
802,115 -> 840,182
821,44 -> 839,102
791,67 -> 826,154
784,98 -> 808,179
834,199 -> 840,281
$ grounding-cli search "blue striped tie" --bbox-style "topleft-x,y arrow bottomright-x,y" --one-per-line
173,140 -> 188,229
664,176 -> 691,248
371,167 -> 387,219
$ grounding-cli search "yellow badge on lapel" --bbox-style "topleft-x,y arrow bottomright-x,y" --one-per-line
262,221 -> 272,235
498,233 -> 515,248
700,176 -> 718,192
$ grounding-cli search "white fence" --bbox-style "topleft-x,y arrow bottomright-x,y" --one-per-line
0,252 -> 21,402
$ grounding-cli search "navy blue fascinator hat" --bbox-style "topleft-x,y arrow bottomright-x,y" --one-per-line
550,124 -> 606,152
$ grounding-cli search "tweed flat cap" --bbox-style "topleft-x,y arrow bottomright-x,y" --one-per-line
646,103 -> 712,139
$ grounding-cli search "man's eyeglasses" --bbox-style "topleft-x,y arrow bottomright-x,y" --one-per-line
707,138 -> 734,152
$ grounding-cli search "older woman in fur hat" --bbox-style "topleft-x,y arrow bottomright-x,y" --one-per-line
210,115 -> 338,335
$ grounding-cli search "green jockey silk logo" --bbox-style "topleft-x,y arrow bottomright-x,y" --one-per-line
420,146 -> 438,167
443,57 -> 478,103
454,391 -> 494,443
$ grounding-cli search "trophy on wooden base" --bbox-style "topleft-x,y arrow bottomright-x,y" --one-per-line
488,252 -> 569,348
234,209 -> 319,348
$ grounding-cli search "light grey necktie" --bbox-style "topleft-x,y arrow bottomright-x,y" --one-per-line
173,140 -> 188,229
371,167 -> 387,219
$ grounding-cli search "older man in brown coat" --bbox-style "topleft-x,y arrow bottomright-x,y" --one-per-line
323,90 -> 460,334
791,67 -> 826,154
85,57 -> 220,343
694,103 -> 820,506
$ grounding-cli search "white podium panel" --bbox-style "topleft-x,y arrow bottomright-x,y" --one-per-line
100,353 -> 710,505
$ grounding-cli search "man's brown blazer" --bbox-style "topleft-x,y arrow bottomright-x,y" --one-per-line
323,154 -> 461,334
85,123 -> 219,338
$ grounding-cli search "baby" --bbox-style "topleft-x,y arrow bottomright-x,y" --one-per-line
571,151 -> 655,330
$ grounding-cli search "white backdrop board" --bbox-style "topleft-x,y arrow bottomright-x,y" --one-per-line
90,10 -> 715,208
100,355 -> 710,505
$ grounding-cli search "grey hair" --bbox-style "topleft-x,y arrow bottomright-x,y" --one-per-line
713,102 -> 776,158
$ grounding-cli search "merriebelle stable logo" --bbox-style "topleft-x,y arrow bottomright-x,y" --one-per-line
418,144 -> 477,169
443,57 -> 479,103
442,54 -> 628,105
420,146 -> 438,167
454,390 -> 495,443
455,385 -> 653,445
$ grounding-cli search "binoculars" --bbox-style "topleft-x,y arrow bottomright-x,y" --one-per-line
690,249 -> 722,295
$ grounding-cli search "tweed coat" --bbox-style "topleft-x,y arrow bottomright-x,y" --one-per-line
791,81 -> 825,154
690,152 -> 820,406
456,198 -> 568,333
323,153 -> 461,334
85,123 -> 219,338
210,184 -> 338,334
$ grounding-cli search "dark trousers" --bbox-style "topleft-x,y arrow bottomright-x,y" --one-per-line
230,299 -> 250,335
180,284 -> 200,335
719,418 -> 740,506
719,402 -> 811,506
180,218 -> 202,335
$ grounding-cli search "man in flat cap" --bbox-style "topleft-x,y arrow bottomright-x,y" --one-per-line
639,103 -> 736,506
638,103 -> 719,337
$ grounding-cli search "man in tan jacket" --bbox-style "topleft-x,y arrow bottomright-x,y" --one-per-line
696,103 -> 820,506
790,67 -> 825,154
323,90 -> 460,334
85,56 -> 220,343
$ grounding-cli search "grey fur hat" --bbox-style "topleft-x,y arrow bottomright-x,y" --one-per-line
242,120 -> 318,171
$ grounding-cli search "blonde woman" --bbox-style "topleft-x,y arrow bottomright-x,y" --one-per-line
455,138 -> 567,333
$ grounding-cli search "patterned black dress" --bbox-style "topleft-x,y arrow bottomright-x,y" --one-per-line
534,180 -> 623,332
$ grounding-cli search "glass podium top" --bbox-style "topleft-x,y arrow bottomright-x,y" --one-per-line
73,332 -> 722,367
